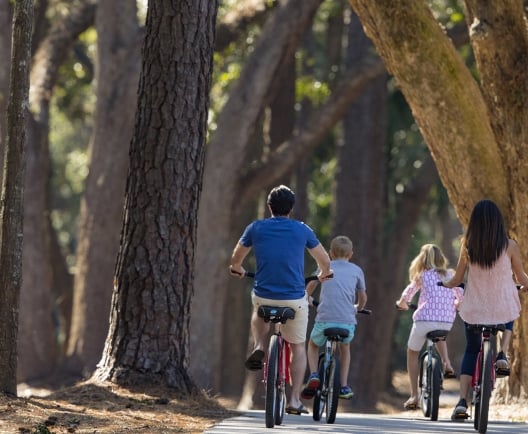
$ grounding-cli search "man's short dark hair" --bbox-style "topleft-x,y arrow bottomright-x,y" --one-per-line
267,185 -> 295,216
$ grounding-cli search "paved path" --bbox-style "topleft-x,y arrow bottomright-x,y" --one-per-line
203,410 -> 527,433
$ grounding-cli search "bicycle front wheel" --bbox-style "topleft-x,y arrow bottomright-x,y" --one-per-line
477,340 -> 493,433
325,357 -> 340,424
265,335 -> 280,428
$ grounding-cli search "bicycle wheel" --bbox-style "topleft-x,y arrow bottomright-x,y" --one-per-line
312,353 -> 326,421
325,357 -> 340,424
420,352 -> 431,418
477,340 -> 493,433
274,342 -> 286,426
265,335 -> 280,428
430,356 -> 442,421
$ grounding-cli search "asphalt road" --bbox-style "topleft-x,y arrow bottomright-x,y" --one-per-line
203,410 -> 527,434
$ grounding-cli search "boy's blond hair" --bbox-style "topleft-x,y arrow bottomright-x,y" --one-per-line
330,235 -> 353,259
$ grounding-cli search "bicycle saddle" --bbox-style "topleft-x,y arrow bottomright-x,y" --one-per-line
323,327 -> 349,339
258,306 -> 296,323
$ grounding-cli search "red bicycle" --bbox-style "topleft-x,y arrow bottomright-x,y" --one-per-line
243,272 -> 320,428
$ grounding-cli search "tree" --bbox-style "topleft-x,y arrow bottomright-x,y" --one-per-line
0,0 -> 33,395
94,0 -> 218,390
349,0 -> 528,398
66,0 -> 140,376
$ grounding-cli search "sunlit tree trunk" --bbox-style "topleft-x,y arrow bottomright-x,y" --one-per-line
95,0 -> 218,390
349,0 -> 528,398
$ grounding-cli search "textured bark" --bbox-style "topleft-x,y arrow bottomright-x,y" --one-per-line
349,0 -> 528,399
0,0 -> 33,395
66,0 -> 140,377
95,0 -> 217,391
0,2 -> 12,157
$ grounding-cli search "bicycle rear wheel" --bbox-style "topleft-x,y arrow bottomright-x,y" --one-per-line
274,343 -> 286,426
325,357 -> 340,424
312,353 -> 325,421
430,356 -> 442,421
265,335 -> 280,428
476,340 -> 492,433
420,352 -> 431,418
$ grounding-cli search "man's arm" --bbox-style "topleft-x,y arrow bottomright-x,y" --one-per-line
229,242 -> 251,277
356,290 -> 367,311
308,243 -> 332,280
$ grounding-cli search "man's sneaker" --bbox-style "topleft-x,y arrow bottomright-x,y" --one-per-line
495,351 -> 510,377
451,398 -> 468,420
339,385 -> 354,399
301,372 -> 320,399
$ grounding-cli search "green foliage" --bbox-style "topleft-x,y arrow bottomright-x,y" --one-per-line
49,29 -> 95,268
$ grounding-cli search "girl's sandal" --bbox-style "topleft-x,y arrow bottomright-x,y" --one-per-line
403,398 -> 418,410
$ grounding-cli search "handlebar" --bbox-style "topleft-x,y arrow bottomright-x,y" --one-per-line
312,299 -> 371,315
230,268 -> 333,283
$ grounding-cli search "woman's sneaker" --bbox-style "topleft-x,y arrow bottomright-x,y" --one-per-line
495,351 -> 510,377
339,385 -> 354,399
451,398 -> 468,421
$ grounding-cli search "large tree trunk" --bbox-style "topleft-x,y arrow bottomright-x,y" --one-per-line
66,0 -> 140,377
0,0 -> 33,395
349,0 -> 528,398
331,11 -> 387,408
94,0 -> 218,390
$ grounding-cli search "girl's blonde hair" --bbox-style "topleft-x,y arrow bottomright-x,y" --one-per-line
330,235 -> 353,259
409,243 -> 448,282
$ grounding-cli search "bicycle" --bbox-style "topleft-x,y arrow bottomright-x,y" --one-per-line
452,322 -> 505,434
310,301 -> 372,424
397,303 -> 449,421
239,271 -> 322,428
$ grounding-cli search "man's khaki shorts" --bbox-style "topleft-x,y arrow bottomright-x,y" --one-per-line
252,293 -> 308,344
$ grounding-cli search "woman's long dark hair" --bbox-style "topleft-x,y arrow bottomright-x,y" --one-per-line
464,199 -> 509,268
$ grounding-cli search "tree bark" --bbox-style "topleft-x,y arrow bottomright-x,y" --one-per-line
0,0 -> 33,395
95,0 -> 218,391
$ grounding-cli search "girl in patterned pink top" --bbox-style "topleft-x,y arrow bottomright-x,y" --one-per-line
441,199 -> 528,418
396,244 -> 463,410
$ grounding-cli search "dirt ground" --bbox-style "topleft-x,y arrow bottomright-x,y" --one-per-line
1,371 -> 526,433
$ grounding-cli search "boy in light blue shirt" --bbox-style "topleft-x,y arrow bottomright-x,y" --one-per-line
302,235 -> 367,399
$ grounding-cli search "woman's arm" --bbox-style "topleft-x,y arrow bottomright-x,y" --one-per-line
442,244 -> 467,287
508,239 -> 528,290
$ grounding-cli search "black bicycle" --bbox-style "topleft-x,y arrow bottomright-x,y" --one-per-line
311,302 -> 371,424
398,303 -> 448,421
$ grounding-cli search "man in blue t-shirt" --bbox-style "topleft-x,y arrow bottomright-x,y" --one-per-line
230,185 -> 332,415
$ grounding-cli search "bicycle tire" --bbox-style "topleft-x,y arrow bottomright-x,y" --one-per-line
477,340 -> 492,433
430,356 -> 442,421
274,342 -> 286,426
326,357 -> 340,424
312,353 -> 325,421
265,335 -> 280,428
420,352 -> 432,418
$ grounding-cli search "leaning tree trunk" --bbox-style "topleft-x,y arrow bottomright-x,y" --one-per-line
348,0 -> 528,397
94,0 -> 218,391
0,0 -> 33,396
